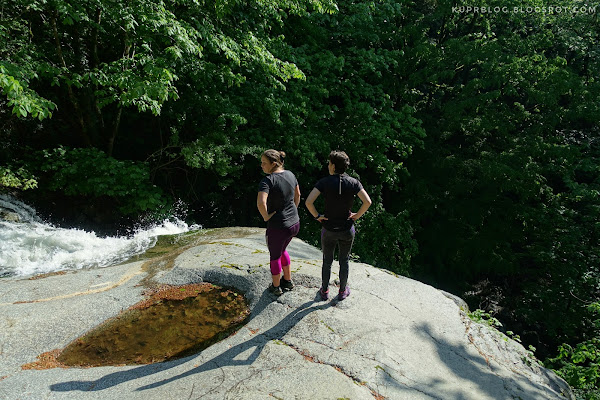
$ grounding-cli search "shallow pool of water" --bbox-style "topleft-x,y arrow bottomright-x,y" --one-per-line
56,284 -> 249,367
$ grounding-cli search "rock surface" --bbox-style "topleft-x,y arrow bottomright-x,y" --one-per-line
0,210 -> 20,222
0,227 -> 573,399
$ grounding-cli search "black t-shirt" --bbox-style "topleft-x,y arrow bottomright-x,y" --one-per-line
258,170 -> 300,229
314,173 -> 363,232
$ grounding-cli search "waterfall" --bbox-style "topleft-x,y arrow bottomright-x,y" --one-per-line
0,194 -> 200,277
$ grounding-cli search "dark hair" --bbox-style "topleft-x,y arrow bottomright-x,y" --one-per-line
329,150 -> 350,174
262,149 -> 286,170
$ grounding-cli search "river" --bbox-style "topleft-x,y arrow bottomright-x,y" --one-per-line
0,194 -> 200,277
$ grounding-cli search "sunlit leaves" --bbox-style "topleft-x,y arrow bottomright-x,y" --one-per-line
0,167 -> 38,190
0,65 -> 56,120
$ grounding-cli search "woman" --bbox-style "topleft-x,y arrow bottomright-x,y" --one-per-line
257,149 -> 301,296
305,150 -> 372,301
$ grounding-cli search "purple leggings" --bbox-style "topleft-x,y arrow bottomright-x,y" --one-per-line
266,222 -> 300,275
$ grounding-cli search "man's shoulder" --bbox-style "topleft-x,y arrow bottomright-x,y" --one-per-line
342,174 -> 363,194
342,174 -> 362,185
315,175 -> 334,188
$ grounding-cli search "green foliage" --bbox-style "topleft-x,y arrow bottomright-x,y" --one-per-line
547,304 -> 600,399
550,339 -> 600,391
0,166 -> 38,190
1,0 -> 336,155
0,65 -> 56,120
352,202 -> 417,275
393,0 -> 600,362
467,309 -> 529,349
36,147 -> 165,214
467,309 -> 503,329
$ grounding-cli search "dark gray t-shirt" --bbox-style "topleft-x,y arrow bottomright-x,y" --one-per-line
258,170 -> 300,229
314,173 -> 363,232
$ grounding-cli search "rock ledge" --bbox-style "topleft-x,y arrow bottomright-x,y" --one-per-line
0,227 -> 573,399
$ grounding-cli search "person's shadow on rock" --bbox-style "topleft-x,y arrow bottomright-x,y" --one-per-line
50,289 -> 331,393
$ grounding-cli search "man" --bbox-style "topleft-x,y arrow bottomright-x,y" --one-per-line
305,150 -> 372,301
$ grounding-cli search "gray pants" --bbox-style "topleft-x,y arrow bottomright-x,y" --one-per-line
321,226 -> 355,291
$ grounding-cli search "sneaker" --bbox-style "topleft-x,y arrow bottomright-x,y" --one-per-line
268,284 -> 283,296
319,287 -> 329,301
280,277 -> 294,292
338,286 -> 350,300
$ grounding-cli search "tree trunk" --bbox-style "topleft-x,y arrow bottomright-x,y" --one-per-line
107,105 -> 122,157
52,11 -> 92,147
91,8 -> 106,138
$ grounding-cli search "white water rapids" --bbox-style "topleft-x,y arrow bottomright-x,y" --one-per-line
0,194 -> 200,277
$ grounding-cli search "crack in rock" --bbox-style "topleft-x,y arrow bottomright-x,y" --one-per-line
281,339 -> 384,399
280,338 -> 446,400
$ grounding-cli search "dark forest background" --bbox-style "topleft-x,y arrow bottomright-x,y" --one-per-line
2,0 -> 600,397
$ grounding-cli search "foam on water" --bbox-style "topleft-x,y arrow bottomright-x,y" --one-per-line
0,195 -> 200,277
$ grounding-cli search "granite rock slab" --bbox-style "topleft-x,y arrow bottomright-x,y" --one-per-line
0,227 -> 573,399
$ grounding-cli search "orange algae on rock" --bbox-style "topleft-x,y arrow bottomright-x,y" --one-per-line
28,271 -> 68,280
21,349 -> 67,370
131,283 -> 216,310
